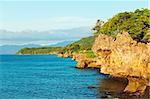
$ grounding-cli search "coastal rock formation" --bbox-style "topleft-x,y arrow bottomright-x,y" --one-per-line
58,52 -> 98,69
92,32 -> 150,94
72,53 -> 98,69
57,52 -> 72,58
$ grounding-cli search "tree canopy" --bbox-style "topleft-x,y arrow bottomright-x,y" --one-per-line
94,8 -> 150,42
60,36 -> 95,54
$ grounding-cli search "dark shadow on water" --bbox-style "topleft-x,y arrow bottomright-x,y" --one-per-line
97,77 -> 150,99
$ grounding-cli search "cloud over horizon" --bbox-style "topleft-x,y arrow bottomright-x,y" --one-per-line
0,26 -> 92,45
0,16 -> 96,31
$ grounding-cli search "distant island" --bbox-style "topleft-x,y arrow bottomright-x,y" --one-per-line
16,47 -> 62,55
16,9 -> 150,95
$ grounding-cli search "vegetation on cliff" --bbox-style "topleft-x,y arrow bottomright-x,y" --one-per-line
94,8 -> 150,42
60,36 -> 95,53
59,36 -> 95,58
16,47 -> 62,55
58,9 -> 150,60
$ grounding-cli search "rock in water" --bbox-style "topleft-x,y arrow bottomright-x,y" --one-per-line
87,86 -> 96,88
92,31 -> 150,94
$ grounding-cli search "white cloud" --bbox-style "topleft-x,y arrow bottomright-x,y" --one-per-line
0,16 -> 96,31
0,26 -> 91,45
0,40 -> 60,46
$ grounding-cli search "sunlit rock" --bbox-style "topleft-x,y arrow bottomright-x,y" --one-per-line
92,31 -> 150,94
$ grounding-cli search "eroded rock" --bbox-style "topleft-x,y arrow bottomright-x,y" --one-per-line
72,53 -> 98,69
92,31 -> 150,94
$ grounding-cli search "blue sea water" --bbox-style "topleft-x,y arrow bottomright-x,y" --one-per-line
0,55 -> 149,99
0,55 -> 106,99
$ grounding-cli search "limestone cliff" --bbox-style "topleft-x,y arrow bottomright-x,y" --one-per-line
92,32 -> 150,94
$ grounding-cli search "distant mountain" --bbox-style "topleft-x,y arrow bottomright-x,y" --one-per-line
50,40 -> 75,47
0,44 -> 41,54
0,26 -> 91,45
0,40 -> 75,54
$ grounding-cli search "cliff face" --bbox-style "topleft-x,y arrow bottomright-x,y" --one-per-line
92,32 -> 150,94
56,31 -> 150,94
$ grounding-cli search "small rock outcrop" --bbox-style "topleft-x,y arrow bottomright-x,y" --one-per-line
57,52 -> 72,58
92,32 -> 150,94
73,53 -> 98,69
58,52 -> 98,69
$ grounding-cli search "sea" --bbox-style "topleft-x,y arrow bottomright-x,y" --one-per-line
0,55 -> 149,99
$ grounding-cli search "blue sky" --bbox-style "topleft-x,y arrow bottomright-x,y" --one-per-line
0,0 -> 148,31
0,0 -> 149,45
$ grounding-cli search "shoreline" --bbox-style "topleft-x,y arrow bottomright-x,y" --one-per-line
15,52 -> 150,96
58,52 -> 150,96
55,32 -> 150,96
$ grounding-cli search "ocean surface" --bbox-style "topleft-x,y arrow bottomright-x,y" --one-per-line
0,55 -> 149,99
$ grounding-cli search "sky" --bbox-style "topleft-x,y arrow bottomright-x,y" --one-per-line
0,0 -> 149,45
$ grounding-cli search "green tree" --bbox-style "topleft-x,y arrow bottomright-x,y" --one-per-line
93,8 -> 150,42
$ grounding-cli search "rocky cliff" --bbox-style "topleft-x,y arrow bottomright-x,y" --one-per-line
92,31 -> 150,95
56,31 -> 150,95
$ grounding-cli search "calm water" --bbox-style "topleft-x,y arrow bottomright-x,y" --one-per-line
0,55 -> 149,99
0,55 -> 106,99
